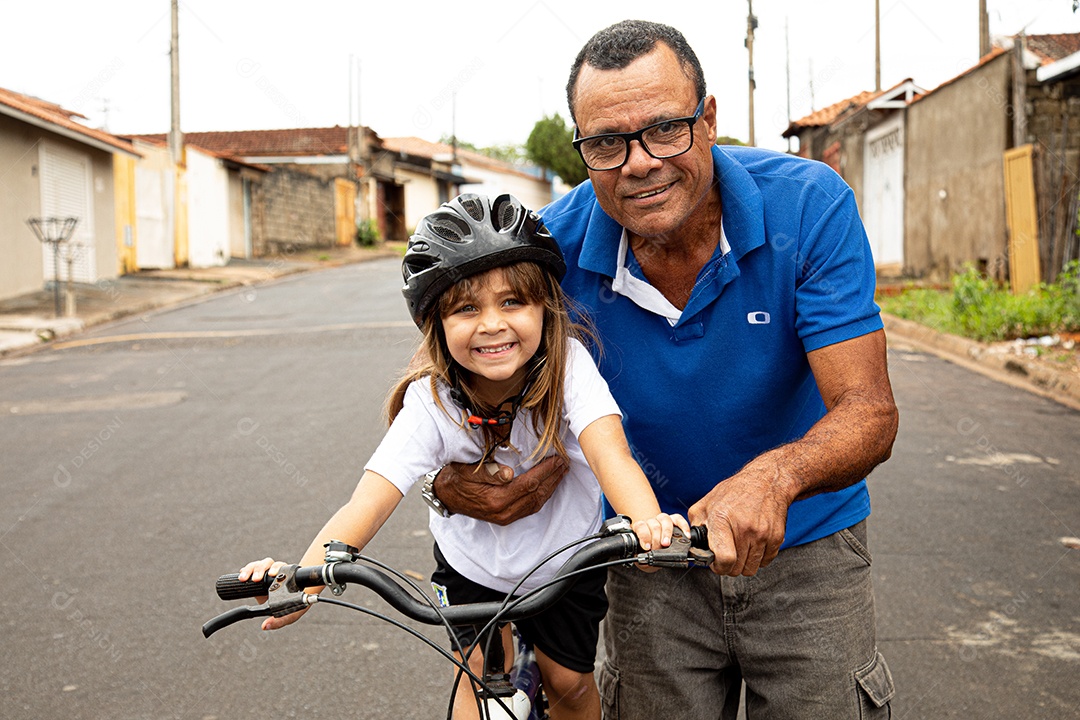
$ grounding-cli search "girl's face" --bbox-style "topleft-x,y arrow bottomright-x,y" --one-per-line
440,267 -> 545,403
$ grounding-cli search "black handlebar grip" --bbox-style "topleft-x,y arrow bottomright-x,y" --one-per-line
216,572 -> 274,601
689,525 -> 708,548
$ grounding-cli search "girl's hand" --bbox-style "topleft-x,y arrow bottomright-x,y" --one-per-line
632,513 -> 691,573
631,513 -> 691,552
237,557 -> 310,630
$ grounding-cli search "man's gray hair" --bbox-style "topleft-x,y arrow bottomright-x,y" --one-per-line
565,20 -> 707,125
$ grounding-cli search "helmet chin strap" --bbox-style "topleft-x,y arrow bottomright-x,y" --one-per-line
450,356 -> 546,430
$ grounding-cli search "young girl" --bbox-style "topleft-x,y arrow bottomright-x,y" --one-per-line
240,193 -> 686,720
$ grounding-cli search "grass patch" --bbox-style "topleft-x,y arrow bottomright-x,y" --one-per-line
879,261 -> 1080,342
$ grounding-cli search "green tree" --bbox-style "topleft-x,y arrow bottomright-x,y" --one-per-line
525,114 -> 590,187
716,135 -> 747,146
437,135 -> 525,164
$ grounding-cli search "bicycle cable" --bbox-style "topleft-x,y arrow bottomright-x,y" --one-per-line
351,554 -> 511,720
314,596 -> 515,719
452,530 -> 609,718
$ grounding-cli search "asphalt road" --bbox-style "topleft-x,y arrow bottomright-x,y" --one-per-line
1,258 -> 1078,719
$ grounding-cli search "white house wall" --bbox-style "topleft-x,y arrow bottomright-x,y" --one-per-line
399,167 -> 442,233
459,165 -> 552,212
186,149 -> 229,268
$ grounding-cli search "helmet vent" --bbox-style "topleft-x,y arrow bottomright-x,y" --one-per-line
458,195 -> 485,221
494,197 -> 519,232
429,216 -> 470,244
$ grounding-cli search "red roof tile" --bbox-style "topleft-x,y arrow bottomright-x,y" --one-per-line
0,86 -> 138,155
381,136 -> 542,181
783,90 -> 883,137
129,126 -> 355,157
1023,33 -> 1080,66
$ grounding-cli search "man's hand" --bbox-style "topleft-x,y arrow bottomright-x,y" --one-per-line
433,455 -> 569,526
688,462 -> 794,577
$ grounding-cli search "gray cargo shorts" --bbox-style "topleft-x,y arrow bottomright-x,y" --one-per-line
599,520 -> 894,719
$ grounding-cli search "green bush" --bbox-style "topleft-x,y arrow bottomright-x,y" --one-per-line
356,219 -> 380,247
879,261 -> 1080,342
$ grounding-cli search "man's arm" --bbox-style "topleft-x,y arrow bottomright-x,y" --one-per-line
431,455 -> 569,526
688,329 -> 899,576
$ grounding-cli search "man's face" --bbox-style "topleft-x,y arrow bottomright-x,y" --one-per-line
572,43 -> 717,239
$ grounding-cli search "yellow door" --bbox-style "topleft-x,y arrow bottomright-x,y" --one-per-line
1002,145 -> 1041,295
334,179 -> 357,247
113,155 -> 138,273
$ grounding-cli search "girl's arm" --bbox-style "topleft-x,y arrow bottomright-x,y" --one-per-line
238,470 -> 404,629
577,414 -> 689,550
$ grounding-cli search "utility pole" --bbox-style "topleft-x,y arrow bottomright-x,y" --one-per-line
451,91 -> 458,162
168,0 -> 182,166
979,0 -> 991,58
875,0 -> 882,91
746,0 -> 757,147
168,0 -> 188,267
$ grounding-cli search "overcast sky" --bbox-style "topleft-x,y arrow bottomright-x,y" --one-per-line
2,1 -> 1078,153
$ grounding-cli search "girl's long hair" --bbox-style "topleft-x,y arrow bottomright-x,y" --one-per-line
387,261 -> 594,464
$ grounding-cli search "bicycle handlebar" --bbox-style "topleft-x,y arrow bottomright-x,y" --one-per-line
203,518 -> 711,638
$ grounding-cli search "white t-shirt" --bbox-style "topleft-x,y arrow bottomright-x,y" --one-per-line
365,338 -> 621,594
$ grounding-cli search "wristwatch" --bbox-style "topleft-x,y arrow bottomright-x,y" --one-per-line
421,467 -> 453,518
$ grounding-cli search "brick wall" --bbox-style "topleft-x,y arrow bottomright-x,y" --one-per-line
259,167 -> 338,254
1026,79 -> 1080,282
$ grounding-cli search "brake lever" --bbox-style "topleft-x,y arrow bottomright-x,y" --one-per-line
202,564 -> 314,638
641,526 -> 715,568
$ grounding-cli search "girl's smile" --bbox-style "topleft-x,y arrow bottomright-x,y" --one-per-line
441,268 -> 544,404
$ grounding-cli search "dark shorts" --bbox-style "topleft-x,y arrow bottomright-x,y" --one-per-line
431,542 -> 608,674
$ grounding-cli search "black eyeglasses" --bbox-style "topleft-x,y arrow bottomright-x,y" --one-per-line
572,97 -> 705,171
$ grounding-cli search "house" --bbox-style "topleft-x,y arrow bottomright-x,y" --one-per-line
133,126 -> 377,254
369,136 -> 475,241
124,136 -> 267,268
0,86 -> 140,301
379,137 -> 555,234
784,33 -> 1080,284
784,81 -> 925,275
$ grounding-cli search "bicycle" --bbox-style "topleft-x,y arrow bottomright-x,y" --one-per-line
203,515 -> 713,719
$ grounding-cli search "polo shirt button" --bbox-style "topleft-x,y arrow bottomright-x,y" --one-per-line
671,321 -> 705,341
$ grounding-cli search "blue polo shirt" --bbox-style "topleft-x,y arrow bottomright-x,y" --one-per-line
540,145 -> 883,548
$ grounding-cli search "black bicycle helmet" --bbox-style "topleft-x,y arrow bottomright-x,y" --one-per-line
402,193 -> 566,326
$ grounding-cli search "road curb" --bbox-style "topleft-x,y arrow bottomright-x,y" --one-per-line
882,313 -> 1080,412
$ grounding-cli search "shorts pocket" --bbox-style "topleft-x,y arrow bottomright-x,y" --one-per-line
855,650 -> 895,717
599,659 -> 619,718
839,525 -> 873,566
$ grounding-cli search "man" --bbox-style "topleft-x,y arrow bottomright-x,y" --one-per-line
429,19 -> 898,719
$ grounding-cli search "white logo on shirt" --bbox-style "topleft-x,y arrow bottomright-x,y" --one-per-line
747,311 -> 771,325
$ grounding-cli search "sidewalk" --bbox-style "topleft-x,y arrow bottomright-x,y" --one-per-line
0,244 -> 399,357
2,251 -> 1078,412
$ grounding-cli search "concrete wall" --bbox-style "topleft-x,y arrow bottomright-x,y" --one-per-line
905,54 -> 1011,280
0,113 -> 46,297
227,172 -> 248,259
841,133 -> 866,214
0,113 -> 119,299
